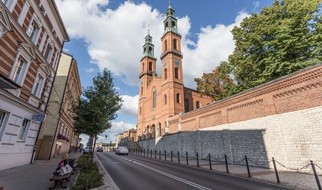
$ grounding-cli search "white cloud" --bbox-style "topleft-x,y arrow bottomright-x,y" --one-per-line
80,121 -> 136,144
56,0 -> 249,91
84,68 -> 95,73
119,94 -> 138,116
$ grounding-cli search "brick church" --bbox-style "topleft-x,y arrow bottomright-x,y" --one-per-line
136,4 -> 212,141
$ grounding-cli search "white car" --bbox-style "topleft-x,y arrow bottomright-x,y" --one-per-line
116,146 -> 129,155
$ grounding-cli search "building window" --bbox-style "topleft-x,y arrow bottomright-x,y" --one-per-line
18,119 -> 30,141
184,99 -> 189,112
17,1 -> 30,25
175,67 -> 179,79
148,62 -> 152,71
164,68 -> 167,80
164,40 -> 167,51
139,107 -> 142,115
2,0 -> 17,12
176,93 -> 180,104
32,74 -> 44,97
173,39 -> 177,50
44,45 -> 52,62
153,88 -> 156,109
27,20 -> 40,43
164,94 -> 167,104
196,101 -> 200,109
12,56 -> 28,85
140,86 -> 143,95
0,110 -> 8,139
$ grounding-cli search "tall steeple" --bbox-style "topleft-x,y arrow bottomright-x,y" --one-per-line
163,1 -> 178,33
142,30 -> 155,58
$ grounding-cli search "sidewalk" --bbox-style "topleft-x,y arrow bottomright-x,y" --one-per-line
0,152 -> 82,190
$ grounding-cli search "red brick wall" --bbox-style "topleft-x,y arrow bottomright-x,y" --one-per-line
167,64 -> 322,131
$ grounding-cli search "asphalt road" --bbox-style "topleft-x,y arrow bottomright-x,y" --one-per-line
96,152 -> 291,190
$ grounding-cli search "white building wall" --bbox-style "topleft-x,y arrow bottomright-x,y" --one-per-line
0,96 -> 40,170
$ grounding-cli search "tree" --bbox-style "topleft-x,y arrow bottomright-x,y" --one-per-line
73,69 -> 123,159
195,61 -> 236,100
195,0 -> 322,99
229,0 -> 322,90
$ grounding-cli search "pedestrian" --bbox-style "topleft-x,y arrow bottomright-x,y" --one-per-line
53,153 -> 68,176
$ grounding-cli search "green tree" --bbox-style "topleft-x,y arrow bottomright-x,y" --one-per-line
73,69 -> 122,159
195,61 -> 236,100
229,0 -> 322,90
196,0 -> 322,99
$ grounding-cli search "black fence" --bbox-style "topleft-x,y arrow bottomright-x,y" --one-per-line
129,148 -> 321,190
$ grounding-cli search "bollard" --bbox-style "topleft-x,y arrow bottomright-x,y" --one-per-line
178,151 -> 180,164
165,150 -> 167,161
245,156 -> 251,177
225,154 -> 229,173
311,160 -> 322,190
144,149 -> 146,157
159,150 -> 161,160
196,152 -> 199,167
171,151 -> 173,162
209,153 -> 212,170
186,152 -> 189,165
272,157 -> 280,183
155,150 -> 157,159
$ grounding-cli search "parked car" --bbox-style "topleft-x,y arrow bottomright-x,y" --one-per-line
83,147 -> 92,154
96,147 -> 103,152
115,146 -> 129,155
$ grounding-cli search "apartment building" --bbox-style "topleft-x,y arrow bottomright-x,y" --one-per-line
0,0 -> 68,170
36,52 -> 81,160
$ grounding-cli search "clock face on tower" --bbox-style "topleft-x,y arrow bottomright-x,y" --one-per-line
175,61 -> 180,66
163,62 -> 167,67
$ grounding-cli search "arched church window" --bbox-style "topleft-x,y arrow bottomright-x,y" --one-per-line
176,93 -> 180,104
165,40 -> 167,51
149,47 -> 152,54
173,39 -> 177,50
149,62 -> 152,71
164,94 -> 167,104
172,21 -> 176,28
175,67 -> 179,79
153,88 -> 157,109
164,68 -> 167,79
141,86 -> 143,95
196,101 -> 200,109
139,107 -> 142,115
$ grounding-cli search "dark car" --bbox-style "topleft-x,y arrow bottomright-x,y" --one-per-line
96,147 -> 103,152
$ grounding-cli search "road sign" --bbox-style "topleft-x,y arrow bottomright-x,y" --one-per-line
32,113 -> 46,122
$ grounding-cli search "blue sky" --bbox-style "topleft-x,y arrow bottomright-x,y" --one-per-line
56,0 -> 274,144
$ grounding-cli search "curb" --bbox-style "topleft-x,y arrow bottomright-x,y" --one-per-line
91,154 -> 119,190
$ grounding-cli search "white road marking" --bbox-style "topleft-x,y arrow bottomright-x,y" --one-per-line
118,157 -> 212,190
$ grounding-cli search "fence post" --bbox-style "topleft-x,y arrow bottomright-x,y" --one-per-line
165,150 -> 167,161
225,154 -> 229,173
272,157 -> 280,183
178,151 -> 180,164
196,152 -> 199,167
311,160 -> 322,190
245,156 -> 251,177
209,153 -> 212,170
171,151 -> 173,162
155,150 -> 157,159
144,149 -> 146,157
186,152 -> 189,165
159,150 -> 161,160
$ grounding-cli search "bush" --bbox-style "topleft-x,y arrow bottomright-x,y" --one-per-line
71,155 -> 103,190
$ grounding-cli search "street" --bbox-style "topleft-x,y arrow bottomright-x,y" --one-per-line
96,152 -> 290,190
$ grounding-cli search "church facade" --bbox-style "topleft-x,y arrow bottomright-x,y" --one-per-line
136,5 -> 212,141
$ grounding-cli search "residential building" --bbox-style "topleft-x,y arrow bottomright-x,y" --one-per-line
136,4 -> 212,141
36,52 -> 81,160
0,0 -> 68,170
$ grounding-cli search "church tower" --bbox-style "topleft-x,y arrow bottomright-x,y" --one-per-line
161,4 -> 184,116
138,31 -> 157,133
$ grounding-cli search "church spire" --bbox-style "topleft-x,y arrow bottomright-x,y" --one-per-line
142,30 -> 154,58
164,1 -> 178,34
